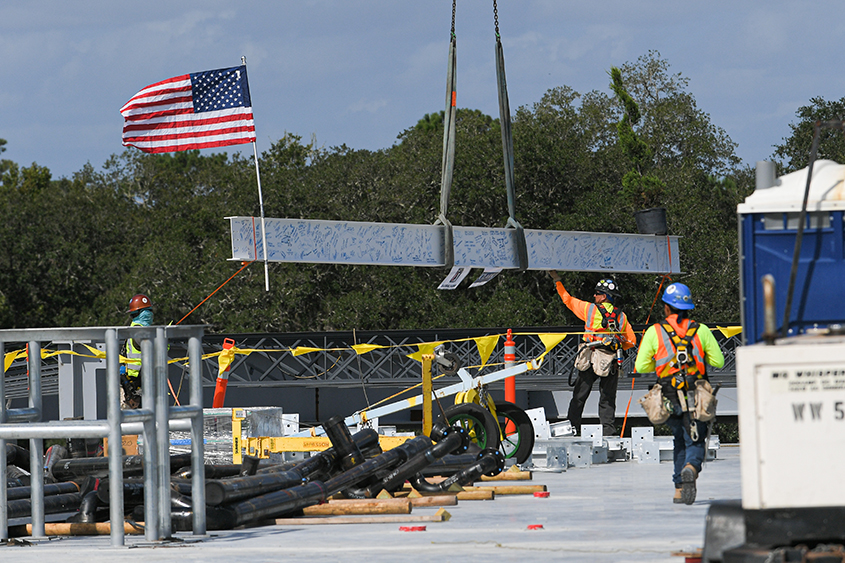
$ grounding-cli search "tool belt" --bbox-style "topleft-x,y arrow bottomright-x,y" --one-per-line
639,384 -> 671,425
574,342 -> 616,377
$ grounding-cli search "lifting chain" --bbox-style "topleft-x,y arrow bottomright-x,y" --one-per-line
451,0 -> 456,36
493,0 -> 499,37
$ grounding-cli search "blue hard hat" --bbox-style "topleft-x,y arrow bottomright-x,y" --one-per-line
662,283 -> 695,310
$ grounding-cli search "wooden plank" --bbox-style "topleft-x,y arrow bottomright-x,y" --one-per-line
275,508 -> 451,526
303,499 -> 411,516
25,522 -> 145,536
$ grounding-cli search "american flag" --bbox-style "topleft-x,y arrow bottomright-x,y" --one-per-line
120,65 -> 256,153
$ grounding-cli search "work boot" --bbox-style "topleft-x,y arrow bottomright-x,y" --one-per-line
681,464 -> 698,505
673,486 -> 683,504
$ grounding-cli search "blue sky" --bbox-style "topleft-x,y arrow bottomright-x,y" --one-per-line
3,1 -> 845,179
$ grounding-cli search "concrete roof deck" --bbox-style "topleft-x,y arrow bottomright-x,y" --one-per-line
2,445 -> 741,562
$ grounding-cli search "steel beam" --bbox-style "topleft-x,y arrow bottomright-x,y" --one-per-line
228,217 -> 681,274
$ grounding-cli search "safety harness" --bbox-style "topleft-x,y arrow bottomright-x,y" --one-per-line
660,320 -> 704,389
587,303 -> 623,350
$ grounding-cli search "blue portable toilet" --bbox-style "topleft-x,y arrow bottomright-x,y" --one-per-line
739,160 -> 845,344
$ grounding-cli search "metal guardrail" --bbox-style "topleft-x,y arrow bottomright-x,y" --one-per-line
0,325 -> 206,546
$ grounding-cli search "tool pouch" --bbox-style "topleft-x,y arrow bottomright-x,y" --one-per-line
574,344 -> 592,371
591,348 -> 616,377
693,379 -> 717,421
639,384 -> 671,425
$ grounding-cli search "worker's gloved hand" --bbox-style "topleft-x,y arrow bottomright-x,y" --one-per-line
547,270 -> 561,283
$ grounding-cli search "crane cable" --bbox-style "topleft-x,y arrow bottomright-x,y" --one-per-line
170,260 -> 255,404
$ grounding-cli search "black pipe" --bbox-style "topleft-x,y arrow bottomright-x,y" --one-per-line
66,491 -> 100,523
410,447 -> 505,493
195,435 -> 434,529
7,481 -> 80,501
5,444 -> 30,470
205,427 -> 381,506
6,492 -> 82,519
174,464 -> 242,480
44,444 -> 68,483
7,465 -> 30,487
240,455 -> 261,476
420,454 -> 483,477
97,478 -> 193,506
367,425 -> 468,497
51,453 -> 193,481
323,415 -> 365,471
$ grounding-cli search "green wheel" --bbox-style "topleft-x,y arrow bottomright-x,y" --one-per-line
494,401 -> 535,465
438,403 -> 501,451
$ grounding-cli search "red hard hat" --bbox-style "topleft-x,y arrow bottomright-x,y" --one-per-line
127,294 -> 152,314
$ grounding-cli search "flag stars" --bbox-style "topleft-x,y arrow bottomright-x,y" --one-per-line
191,66 -> 248,113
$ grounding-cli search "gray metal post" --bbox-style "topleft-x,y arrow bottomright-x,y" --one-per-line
0,341 -> 7,540
140,335 -> 159,541
155,328 -> 171,538
28,341 -> 45,539
105,329 -> 125,547
189,334 -> 206,534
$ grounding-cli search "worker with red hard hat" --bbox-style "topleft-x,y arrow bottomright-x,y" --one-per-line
121,294 -> 154,408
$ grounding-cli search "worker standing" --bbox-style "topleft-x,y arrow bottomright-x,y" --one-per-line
121,293 -> 153,409
548,272 -> 636,437
635,283 -> 724,505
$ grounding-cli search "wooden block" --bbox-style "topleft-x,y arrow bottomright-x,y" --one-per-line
454,490 -> 494,501
479,470 -> 532,482
103,435 -> 138,456
408,494 -> 457,507
461,484 -> 546,495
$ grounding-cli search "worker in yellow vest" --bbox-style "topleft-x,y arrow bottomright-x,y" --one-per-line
549,272 -> 636,437
121,293 -> 153,409
635,283 -> 724,505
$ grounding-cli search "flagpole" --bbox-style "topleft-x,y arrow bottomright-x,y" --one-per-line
243,56 -> 270,292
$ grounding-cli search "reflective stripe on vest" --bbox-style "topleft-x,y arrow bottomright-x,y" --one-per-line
125,322 -> 143,377
584,303 -> 624,343
653,319 -> 706,386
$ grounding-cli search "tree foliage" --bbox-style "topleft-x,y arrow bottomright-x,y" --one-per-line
771,96 -> 845,173
0,52 -> 756,332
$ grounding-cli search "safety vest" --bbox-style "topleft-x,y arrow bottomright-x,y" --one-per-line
653,318 -> 707,389
124,322 -> 143,379
584,303 -> 626,349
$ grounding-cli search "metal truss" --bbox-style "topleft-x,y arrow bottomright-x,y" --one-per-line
3,328 -> 742,399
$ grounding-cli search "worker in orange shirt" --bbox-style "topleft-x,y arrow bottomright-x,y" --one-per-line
548,272 -> 637,436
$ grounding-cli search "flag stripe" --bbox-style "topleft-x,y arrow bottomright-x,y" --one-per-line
124,133 -> 258,154
123,124 -> 256,143
120,66 -> 255,154
122,107 -> 252,127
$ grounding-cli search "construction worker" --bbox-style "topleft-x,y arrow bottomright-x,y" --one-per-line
121,293 -> 153,409
635,282 -> 724,505
548,272 -> 636,437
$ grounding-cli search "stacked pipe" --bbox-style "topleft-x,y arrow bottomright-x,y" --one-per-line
4,415 -> 506,532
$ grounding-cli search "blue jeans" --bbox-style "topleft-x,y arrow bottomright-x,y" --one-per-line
665,411 -> 708,486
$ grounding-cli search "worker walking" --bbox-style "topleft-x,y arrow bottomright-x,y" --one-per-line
122,293 -> 153,409
635,282 -> 724,505
548,272 -> 636,437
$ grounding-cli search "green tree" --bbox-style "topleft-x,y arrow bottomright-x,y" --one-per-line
772,96 -> 845,172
